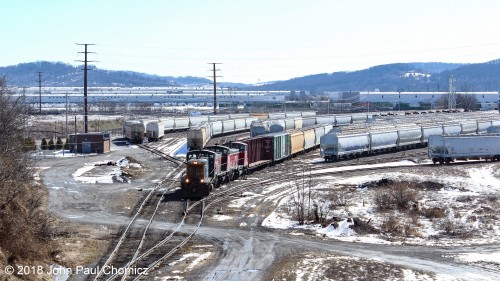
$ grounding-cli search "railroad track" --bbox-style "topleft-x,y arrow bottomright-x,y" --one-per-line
90,142 -> 207,280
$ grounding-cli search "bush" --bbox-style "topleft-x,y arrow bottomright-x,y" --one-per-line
373,183 -> 419,211
56,137 -> 63,150
24,137 -> 36,151
380,215 -> 402,236
41,138 -> 48,150
423,207 -> 445,219
48,138 -> 55,150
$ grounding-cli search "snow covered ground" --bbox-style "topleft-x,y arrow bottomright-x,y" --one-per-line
232,161 -> 500,247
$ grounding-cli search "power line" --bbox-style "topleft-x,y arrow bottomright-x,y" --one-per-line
76,43 -> 96,133
208,63 -> 222,115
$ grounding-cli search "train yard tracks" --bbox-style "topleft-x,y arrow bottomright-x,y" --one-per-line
92,137 -> 429,280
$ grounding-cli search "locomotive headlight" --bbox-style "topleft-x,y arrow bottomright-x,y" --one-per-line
185,178 -> 190,183
200,179 -> 204,183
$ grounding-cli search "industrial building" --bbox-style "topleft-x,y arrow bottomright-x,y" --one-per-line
69,133 -> 110,154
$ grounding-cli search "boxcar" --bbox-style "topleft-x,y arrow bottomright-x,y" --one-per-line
205,145 -> 239,181
244,136 -> 273,169
261,132 -> 291,162
290,130 -> 305,155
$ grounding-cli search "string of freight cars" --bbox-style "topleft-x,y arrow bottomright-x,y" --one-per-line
123,111 -> 316,144
181,111 -> 500,198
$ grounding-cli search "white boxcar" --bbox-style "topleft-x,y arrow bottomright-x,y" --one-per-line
161,118 -> 175,131
269,120 -> 286,133
397,127 -> 422,146
429,134 -> 500,163
320,132 -> 370,160
174,117 -> 190,130
301,116 -> 316,128
234,118 -> 246,131
442,123 -> 461,135
146,121 -> 165,140
315,115 -> 336,125
421,125 -> 443,143
303,127 -> 316,150
189,116 -> 209,127
477,120 -> 492,133
250,121 -> 268,137
222,119 -> 235,133
370,130 -> 398,151
335,115 -> 352,126
460,122 -> 478,134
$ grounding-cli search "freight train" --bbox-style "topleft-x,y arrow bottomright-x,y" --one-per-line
181,124 -> 333,198
320,119 -> 500,161
124,112 -> 316,144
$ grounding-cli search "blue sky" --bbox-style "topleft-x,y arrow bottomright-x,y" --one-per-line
1,0 -> 499,84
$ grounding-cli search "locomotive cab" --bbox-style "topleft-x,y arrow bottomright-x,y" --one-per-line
182,158 -> 212,197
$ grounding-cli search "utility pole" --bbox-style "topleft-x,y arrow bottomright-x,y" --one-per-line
448,75 -> 456,110
208,63 -> 222,115
76,43 -> 95,133
37,72 -> 43,114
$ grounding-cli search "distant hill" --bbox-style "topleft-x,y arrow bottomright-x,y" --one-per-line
0,61 -> 214,87
2,60 -> 500,92
247,60 -> 500,92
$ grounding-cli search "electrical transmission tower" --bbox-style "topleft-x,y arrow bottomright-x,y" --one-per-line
208,63 -> 222,115
448,75 -> 456,109
37,72 -> 43,114
76,43 -> 95,133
